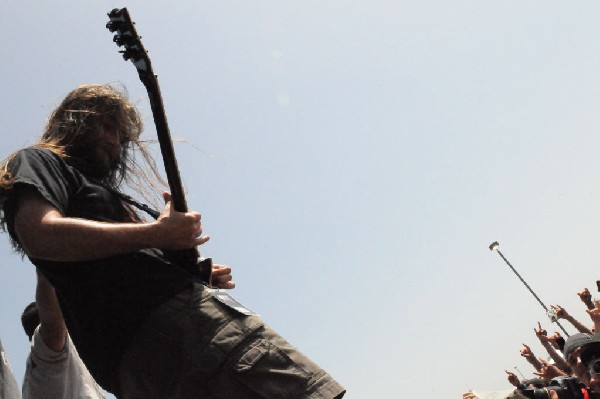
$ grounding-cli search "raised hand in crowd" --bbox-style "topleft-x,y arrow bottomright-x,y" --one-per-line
586,301 -> 600,333
551,305 -> 593,335
578,288 -> 595,310
534,321 -> 547,339
546,331 -> 564,351
461,390 -> 479,399
533,322 -> 571,373
505,370 -> 521,388
533,359 -> 568,382
520,343 -> 543,372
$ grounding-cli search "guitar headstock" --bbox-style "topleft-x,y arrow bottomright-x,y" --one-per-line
106,8 -> 154,79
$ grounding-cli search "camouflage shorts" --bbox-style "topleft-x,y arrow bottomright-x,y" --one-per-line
114,283 -> 346,399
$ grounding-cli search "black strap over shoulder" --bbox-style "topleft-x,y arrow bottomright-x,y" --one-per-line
92,179 -> 161,220
112,190 -> 161,220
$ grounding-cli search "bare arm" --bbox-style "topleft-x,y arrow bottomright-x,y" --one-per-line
13,188 -> 208,262
504,370 -> 521,388
520,343 -> 543,372
578,288 -> 595,311
551,305 -> 593,335
533,322 -> 572,373
546,331 -> 565,352
544,344 -> 571,374
35,271 -> 67,352
533,359 -> 568,382
586,304 -> 600,334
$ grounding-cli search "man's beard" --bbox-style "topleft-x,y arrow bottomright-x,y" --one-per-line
70,145 -> 120,179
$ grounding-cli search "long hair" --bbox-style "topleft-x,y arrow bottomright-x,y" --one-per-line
41,84 -> 163,189
0,84 -> 166,249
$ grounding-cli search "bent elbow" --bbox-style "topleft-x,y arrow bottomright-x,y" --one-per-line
18,229 -> 55,260
15,215 -> 64,261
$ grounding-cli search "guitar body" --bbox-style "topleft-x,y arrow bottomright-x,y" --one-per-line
106,8 -> 212,284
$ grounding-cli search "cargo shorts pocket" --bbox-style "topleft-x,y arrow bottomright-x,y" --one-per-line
231,336 -> 312,398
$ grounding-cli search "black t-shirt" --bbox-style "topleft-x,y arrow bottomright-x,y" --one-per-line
3,147 -> 198,390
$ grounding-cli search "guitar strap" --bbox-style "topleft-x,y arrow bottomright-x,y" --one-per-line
93,179 -> 161,220
111,189 -> 161,220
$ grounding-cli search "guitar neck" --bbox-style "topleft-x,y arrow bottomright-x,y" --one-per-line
106,8 -> 214,285
142,77 -> 188,213
143,77 -> 211,283
107,8 -> 189,215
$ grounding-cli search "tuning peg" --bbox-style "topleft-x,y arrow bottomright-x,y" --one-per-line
113,35 -> 125,46
113,34 -> 135,47
107,8 -> 124,19
120,49 -> 140,62
106,21 -> 125,33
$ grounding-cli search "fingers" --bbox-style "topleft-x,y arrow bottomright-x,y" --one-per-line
162,192 -> 202,223
212,264 -> 231,273
548,331 -> 561,341
534,322 -> 546,336
156,194 -> 209,249
215,280 -> 235,289
579,288 -> 591,299
587,308 -> 597,317
194,235 -> 210,247
163,191 -> 171,203
211,264 -> 235,289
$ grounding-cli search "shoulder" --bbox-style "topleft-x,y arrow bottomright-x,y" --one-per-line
5,146 -> 80,218
19,146 -> 56,157
8,147 -> 71,181
10,145 -> 79,185
11,146 -> 66,168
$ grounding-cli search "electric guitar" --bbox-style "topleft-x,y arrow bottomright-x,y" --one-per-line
106,8 -> 212,285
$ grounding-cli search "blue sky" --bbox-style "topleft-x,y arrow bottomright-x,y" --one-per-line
2,2 -> 600,398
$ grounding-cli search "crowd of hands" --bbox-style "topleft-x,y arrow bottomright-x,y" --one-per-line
461,287 -> 600,399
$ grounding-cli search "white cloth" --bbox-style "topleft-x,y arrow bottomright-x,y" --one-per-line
23,326 -> 105,399
0,338 -> 21,399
